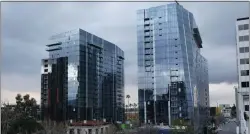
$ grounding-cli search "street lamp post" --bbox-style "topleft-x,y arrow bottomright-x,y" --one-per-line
168,84 -> 171,127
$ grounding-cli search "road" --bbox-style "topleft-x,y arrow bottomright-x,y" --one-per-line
218,121 -> 237,134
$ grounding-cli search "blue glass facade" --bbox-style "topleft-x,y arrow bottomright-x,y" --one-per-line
137,3 -> 209,132
41,29 -> 125,122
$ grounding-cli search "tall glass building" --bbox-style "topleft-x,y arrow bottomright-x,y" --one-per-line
137,3 -> 209,132
41,29 -> 125,123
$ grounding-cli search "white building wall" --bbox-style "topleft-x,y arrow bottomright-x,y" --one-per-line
236,18 -> 250,94
235,17 -> 249,134
41,59 -> 52,74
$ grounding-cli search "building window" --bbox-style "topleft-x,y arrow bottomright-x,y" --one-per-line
244,24 -> 249,30
171,102 -> 177,107
241,82 -> 249,88
239,47 -> 249,53
245,105 -> 249,111
239,35 -> 249,42
171,97 -> 177,101
101,128 -> 104,134
44,69 -> 48,72
240,58 -> 249,64
239,24 -> 249,31
241,70 -> 249,76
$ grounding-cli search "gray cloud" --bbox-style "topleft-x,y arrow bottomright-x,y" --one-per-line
179,2 -> 247,84
1,2 -> 248,95
181,2 -> 248,47
203,45 -> 238,84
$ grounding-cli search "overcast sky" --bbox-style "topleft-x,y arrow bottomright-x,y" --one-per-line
1,2 -> 248,106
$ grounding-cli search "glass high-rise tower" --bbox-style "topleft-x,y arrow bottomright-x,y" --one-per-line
137,3 -> 209,132
41,29 -> 125,123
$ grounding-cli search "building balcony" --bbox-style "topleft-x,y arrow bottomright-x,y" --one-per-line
46,46 -> 62,52
193,28 -> 203,48
171,91 -> 178,95
171,111 -> 179,114
118,56 -> 124,60
144,28 -> 150,32
46,42 -> 62,47
171,105 -> 178,108
144,41 -> 151,43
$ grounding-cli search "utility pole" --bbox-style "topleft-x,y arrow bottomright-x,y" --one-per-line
235,87 -> 241,134
168,84 -> 171,126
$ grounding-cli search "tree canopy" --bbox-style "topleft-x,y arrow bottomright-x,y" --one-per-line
231,104 -> 236,118
2,94 -> 40,134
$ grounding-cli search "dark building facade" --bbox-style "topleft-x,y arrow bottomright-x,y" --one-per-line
41,57 -> 68,121
144,81 -> 187,125
41,29 -> 125,123
209,107 -> 216,117
169,81 -> 188,121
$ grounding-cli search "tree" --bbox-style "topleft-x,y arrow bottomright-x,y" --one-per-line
171,119 -> 194,134
210,116 -> 216,125
1,94 -> 40,134
34,121 -> 67,134
231,104 -> 236,118
125,105 -> 129,120
244,112 -> 249,121
126,95 -> 131,121
133,103 -> 137,109
126,95 -> 130,107
7,116 -> 43,134
129,103 -> 133,109
1,102 -> 18,134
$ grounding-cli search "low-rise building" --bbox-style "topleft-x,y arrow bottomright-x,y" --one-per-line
219,104 -> 230,109
219,104 -> 231,118
125,108 -> 139,120
221,107 -> 231,118
67,121 -> 113,134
